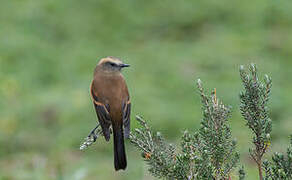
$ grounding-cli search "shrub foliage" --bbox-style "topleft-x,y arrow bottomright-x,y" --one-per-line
81,64 -> 292,180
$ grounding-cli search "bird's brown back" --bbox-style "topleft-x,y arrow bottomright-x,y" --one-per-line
92,71 -> 129,124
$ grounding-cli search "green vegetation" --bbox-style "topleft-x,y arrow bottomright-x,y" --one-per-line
263,135 -> 292,179
239,64 -> 272,180
1,0 -> 292,179
127,64 -> 290,179
130,80 -> 241,180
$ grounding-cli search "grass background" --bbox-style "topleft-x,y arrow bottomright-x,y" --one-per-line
1,0 -> 292,179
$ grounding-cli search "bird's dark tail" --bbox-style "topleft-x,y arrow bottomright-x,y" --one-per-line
113,124 -> 127,171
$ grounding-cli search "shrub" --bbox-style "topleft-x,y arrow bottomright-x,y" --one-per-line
80,64 -> 292,180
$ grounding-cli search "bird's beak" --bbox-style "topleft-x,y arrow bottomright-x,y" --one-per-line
119,63 -> 130,68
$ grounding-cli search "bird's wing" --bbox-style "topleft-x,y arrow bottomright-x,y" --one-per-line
122,98 -> 131,138
90,81 -> 111,141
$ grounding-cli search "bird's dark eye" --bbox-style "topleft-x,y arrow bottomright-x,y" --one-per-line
110,62 -> 116,66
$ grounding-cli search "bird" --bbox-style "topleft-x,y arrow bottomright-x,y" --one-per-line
89,56 -> 131,171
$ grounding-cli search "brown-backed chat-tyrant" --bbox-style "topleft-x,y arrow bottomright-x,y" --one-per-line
90,56 -> 131,171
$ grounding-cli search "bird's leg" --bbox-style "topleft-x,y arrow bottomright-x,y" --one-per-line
88,124 -> 100,142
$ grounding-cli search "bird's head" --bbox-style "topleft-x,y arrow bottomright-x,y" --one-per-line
96,56 -> 130,73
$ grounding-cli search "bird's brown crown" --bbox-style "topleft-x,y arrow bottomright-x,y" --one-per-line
95,56 -> 130,74
98,56 -> 122,66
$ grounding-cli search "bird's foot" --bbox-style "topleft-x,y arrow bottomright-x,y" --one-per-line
88,124 -> 100,142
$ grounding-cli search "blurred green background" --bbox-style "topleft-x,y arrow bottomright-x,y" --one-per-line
1,0 -> 292,179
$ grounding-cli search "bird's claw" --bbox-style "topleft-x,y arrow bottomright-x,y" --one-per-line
87,124 -> 100,142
